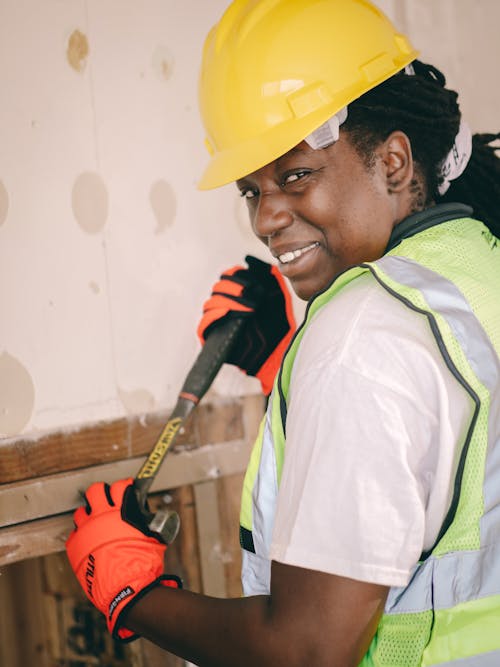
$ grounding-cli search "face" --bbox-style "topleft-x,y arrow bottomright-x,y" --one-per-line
236,133 -> 401,301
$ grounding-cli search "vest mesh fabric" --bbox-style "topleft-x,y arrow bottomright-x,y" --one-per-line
361,610 -> 434,667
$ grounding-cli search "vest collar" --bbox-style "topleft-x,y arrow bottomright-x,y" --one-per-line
385,203 -> 474,253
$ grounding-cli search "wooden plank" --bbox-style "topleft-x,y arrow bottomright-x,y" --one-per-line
0,492 -> 196,568
194,480 -> 226,598
0,513 -> 75,565
0,438 -> 251,528
169,485 -> 203,594
0,399 -> 246,485
0,440 -> 252,565
0,558 -> 23,666
216,473 -> 244,598
0,558 -> 52,666
0,551 -> 143,666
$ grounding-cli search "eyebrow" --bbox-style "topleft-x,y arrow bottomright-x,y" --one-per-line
277,146 -> 308,165
235,145 -> 310,187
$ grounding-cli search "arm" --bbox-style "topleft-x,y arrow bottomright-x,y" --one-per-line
126,560 -> 388,667
65,479 -> 387,666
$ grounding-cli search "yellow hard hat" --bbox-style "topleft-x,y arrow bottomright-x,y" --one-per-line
198,0 -> 418,190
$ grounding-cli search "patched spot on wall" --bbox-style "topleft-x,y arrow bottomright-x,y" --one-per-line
152,45 -> 175,82
0,181 -> 8,226
72,172 -> 109,234
67,29 -> 89,73
0,352 -> 35,436
118,387 -> 155,414
89,280 -> 100,294
150,180 -> 177,234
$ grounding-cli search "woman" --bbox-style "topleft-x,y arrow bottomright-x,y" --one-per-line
66,1 -> 500,665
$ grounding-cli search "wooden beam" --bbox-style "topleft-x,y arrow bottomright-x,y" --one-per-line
0,513 -> 74,566
0,399 -> 246,485
0,439 -> 251,528
194,480 -> 226,597
0,395 -> 265,568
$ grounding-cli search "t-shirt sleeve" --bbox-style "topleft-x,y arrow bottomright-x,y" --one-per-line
269,275 -> 471,587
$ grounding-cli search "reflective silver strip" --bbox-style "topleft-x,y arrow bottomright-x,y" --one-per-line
378,256 -> 500,542
241,549 -> 271,596
241,392 -> 278,595
250,392 -> 279,556
377,257 -> 499,390
434,649 -> 500,666
386,541 -> 500,613
374,256 -> 500,614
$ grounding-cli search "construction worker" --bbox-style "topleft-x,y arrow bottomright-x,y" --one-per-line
66,0 -> 500,664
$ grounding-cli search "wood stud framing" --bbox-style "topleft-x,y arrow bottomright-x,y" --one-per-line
0,395 -> 264,665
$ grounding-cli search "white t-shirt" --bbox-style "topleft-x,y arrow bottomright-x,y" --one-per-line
269,273 -> 473,587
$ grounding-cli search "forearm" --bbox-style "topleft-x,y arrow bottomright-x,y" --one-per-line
124,563 -> 386,667
125,586 -> 286,667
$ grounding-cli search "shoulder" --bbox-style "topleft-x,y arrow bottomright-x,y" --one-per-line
273,276 -> 473,581
292,272 -> 440,401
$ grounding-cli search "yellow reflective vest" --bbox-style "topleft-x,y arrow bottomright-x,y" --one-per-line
240,204 -> 500,665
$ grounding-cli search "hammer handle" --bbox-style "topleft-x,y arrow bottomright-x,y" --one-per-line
134,317 -> 246,504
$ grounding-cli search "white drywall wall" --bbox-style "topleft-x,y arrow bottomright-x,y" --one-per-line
0,1 -> 498,438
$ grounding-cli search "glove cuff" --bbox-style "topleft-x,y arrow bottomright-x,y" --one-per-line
112,574 -> 183,643
255,331 -> 293,395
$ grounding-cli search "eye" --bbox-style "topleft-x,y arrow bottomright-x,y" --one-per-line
239,187 -> 258,200
281,170 -> 311,187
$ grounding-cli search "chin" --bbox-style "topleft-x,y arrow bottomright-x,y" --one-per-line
291,280 -> 321,302
292,270 -> 339,301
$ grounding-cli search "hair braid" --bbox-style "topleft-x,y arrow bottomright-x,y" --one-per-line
343,60 -> 500,236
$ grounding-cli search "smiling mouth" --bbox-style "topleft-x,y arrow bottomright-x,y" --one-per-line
277,242 -> 319,264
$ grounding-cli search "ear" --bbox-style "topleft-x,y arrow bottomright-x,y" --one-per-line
379,131 -> 414,194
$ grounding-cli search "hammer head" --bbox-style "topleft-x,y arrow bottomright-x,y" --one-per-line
149,508 -> 181,544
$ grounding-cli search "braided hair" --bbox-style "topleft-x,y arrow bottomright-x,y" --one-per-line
344,60 -> 500,237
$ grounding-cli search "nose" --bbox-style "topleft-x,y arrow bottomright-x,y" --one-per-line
251,191 -> 293,240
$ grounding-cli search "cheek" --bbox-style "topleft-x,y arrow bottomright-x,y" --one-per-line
336,187 -> 393,258
319,216 -> 384,274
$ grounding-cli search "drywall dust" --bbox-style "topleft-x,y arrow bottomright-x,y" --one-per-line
67,29 -> 89,73
72,172 -> 109,234
118,387 -> 155,414
0,352 -> 35,436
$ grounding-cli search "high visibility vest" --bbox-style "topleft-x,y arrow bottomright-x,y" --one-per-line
239,205 -> 500,665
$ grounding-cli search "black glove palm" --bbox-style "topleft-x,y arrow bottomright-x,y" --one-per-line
197,255 -> 296,394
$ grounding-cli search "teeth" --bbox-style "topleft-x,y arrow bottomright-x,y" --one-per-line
278,243 -> 318,264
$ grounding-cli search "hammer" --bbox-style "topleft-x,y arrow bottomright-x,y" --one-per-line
134,317 -> 245,543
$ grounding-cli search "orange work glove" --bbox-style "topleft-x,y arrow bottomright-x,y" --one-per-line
197,255 -> 296,395
66,478 -> 181,642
